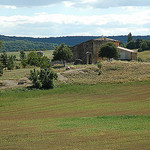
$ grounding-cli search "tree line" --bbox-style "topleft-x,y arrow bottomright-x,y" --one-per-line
125,32 -> 150,51
0,40 -> 58,52
2,34 -> 150,49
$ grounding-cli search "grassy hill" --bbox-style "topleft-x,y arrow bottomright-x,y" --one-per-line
0,81 -> 150,149
138,50 -> 150,62
0,54 -> 150,149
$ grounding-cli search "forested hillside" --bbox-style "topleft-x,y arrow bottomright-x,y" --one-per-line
1,35 -> 150,52
1,40 -> 57,52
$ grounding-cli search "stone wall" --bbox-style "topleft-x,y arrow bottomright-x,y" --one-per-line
93,40 -> 108,63
71,40 -> 93,64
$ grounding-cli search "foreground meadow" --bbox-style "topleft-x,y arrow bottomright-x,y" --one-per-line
0,81 -> 150,149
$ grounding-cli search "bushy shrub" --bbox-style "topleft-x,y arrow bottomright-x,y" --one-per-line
40,56 -> 51,69
138,48 -> 143,52
27,52 -> 39,66
29,69 -> 42,88
27,51 -> 51,68
15,64 -> 21,69
137,57 -> 143,62
97,61 -> 102,75
28,68 -> 58,89
0,63 -> 3,76
97,61 -> 102,69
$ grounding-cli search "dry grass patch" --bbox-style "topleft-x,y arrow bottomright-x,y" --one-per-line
4,50 -> 54,60
61,61 -> 150,84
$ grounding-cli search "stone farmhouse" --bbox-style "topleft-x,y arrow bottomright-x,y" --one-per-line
71,37 -> 137,64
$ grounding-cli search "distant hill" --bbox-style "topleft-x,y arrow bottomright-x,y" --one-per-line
1,35 -> 150,52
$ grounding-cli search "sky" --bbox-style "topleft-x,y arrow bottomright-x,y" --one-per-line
0,0 -> 150,37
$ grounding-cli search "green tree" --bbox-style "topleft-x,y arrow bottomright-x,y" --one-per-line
20,50 -> 26,59
0,63 -> 3,76
140,41 -> 149,51
7,55 -> 14,70
39,68 -> 58,89
127,32 -> 133,43
39,56 -> 51,69
27,51 -> 39,66
52,43 -> 73,66
126,40 -> 136,49
135,39 -> 143,49
21,59 -> 28,68
0,52 -> 7,70
0,41 -> 2,51
98,42 -> 120,61
28,68 -> 58,89
119,41 -> 126,47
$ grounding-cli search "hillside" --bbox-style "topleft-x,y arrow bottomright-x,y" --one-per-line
0,59 -> 150,149
1,35 -> 150,45
1,35 -> 150,52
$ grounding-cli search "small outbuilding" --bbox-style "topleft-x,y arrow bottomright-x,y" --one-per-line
117,46 -> 137,60
71,37 -> 137,64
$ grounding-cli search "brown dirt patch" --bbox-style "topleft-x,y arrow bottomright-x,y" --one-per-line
0,77 -> 32,89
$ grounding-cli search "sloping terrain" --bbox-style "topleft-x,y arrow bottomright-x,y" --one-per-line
0,81 -> 150,149
58,61 -> 150,84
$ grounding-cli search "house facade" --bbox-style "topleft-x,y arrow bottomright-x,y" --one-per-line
71,37 -> 137,64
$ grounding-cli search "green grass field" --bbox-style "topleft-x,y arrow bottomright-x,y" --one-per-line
0,81 -> 150,149
1,50 -> 54,60
0,50 -> 150,149
138,50 -> 150,62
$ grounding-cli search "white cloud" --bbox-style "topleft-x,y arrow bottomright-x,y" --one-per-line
63,1 -> 74,8
1,10 -> 150,36
0,5 -> 16,9
1,10 -> 150,26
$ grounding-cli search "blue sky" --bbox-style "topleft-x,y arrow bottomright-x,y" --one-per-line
0,0 -> 150,37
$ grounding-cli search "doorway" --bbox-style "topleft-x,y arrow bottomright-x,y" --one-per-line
86,52 -> 92,64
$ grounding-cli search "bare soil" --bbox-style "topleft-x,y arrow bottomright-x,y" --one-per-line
0,77 -> 32,89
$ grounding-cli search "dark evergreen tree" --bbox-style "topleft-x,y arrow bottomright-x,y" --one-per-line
127,32 -> 133,43
0,63 -> 3,76
20,50 -> 26,59
27,51 -> 39,66
0,52 -> 7,70
28,68 -> 57,89
135,39 -> 143,49
126,40 -> 136,49
0,41 -> 2,52
21,59 -> 28,68
7,55 -> 14,70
